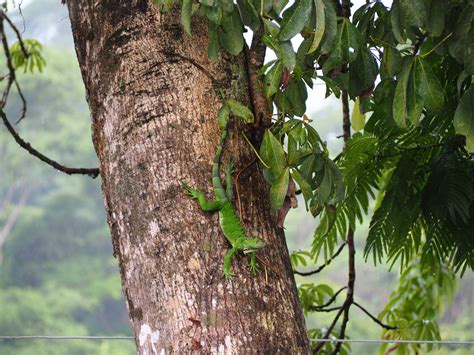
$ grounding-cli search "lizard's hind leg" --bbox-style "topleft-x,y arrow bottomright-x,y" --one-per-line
249,252 -> 259,274
223,247 -> 238,279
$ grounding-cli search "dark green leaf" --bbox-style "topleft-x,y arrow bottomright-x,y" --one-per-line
260,130 -> 287,176
278,0 -> 313,41
270,167 -> 290,210
415,57 -> 444,112
454,86 -> 474,152
308,0 -> 325,54
292,169 -> 313,205
208,22 -> 220,60
263,61 -> 283,98
226,99 -> 254,123
181,0 -> 193,35
218,6 -> 244,55
400,0 -> 427,28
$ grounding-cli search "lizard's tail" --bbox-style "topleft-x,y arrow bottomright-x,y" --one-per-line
211,118 -> 229,200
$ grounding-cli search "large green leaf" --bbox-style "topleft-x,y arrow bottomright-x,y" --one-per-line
226,99 -> 254,123
323,18 -> 360,75
260,130 -> 287,177
319,0 -> 337,55
218,6 -> 244,55
308,0 -> 325,54
270,167 -> 290,210
427,0 -> 445,37
291,169 -> 313,205
415,57 -> 444,112
406,58 -> 425,124
263,61 -> 283,99
181,0 -> 193,35
237,0 -> 260,30
278,41 -> 296,70
351,97 -> 365,132
208,22 -> 220,60
393,59 -> 413,127
278,0 -> 313,41
454,86 -> 474,152
400,0 -> 427,28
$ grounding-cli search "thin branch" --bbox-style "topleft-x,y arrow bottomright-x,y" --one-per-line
353,301 -> 397,330
332,229 -> 355,355
310,287 -> 347,311
312,306 -> 342,313
235,157 -> 257,218
0,110 -> 100,178
2,12 -> 29,58
0,15 -> 15,108
14,78 -> 27,123
341,90 -> 351,144
294,243 -> 346,276
332,87 -> 354,354
313,307 -> 345,353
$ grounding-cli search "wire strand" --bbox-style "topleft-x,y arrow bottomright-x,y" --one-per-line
0,336 -> 473,345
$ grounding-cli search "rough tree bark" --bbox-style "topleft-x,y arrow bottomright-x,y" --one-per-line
67,0 -> 309,352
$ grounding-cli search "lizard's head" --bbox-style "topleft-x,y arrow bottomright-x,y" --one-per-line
241,237 -> 266,254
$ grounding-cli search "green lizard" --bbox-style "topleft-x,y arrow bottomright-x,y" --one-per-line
182,109 -> 265,279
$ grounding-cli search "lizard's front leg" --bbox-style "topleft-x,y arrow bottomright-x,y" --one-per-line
223,247 -> 238,279
182,182 -> 224,212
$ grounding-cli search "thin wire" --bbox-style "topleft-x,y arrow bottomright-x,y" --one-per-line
0,336 -> 134,340
309,338 -> 474,345
0,336 -> 473,345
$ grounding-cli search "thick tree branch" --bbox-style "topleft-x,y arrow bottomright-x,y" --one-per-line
1,110 -> 100,178
244,26 -> 270,141
353,301 -> 397,330
294,243 -> 346,276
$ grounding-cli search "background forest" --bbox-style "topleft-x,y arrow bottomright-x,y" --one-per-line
0,1 -> 472,354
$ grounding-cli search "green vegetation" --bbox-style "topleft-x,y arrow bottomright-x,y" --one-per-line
0,46 -> 134,354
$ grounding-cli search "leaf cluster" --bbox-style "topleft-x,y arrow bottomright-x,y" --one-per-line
9,39 -> 46,73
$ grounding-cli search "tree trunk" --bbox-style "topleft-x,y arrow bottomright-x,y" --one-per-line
66,1 -> 309,352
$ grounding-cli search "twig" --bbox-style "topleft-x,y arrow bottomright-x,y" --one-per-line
14,78 -> 27,123
332,229 -> 355,355
353,301 -> 397,330
341,90 -> 351,144
313,307 -> 345,353
234,157 -> 257,218
294,243 -> 346,276
0,15 -> 15,108
2,12 -> 29,58
0,110 -> 100,178
310,287 -> 347,311
312,306 -> 342,313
